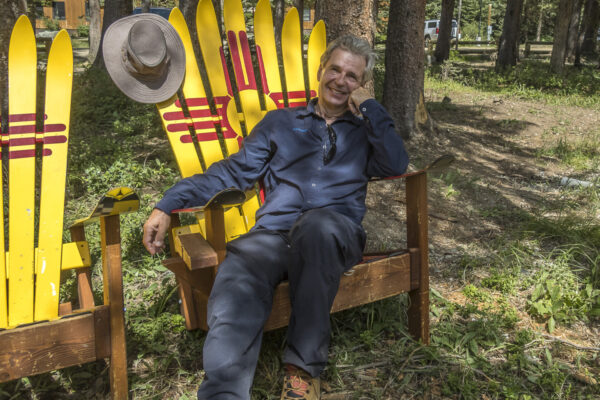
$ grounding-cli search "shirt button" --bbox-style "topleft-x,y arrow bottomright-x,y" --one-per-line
307,200 -> 312,204
311,183 -> 316,187
317,167 -> 322,171
361,107 -> 367,112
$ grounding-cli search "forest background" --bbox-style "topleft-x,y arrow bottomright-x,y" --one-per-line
0,0 -> 599,398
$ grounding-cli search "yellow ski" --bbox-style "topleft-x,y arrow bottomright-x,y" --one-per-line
223,0 -> 263,132
281,8 -> 307,107
7,15 -> 37,327
34,30 -> 73,322
307,20 -> 326,99
254,0 -> 284,110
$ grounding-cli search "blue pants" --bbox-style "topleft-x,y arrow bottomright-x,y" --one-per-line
197,208 -> 366,400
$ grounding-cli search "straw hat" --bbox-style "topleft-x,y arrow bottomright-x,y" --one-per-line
103,14 -> 185,104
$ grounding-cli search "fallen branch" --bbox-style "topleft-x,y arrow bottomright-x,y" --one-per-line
541,333 -> 600,352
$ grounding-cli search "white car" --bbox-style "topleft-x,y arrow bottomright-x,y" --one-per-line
424,19 -> 459,47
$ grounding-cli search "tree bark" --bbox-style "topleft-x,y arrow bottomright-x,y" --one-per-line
314,0 -> 378,45
274,0 -> 285,47
550,0 -> 575,73
383,0 -> 428,140
536,0 -> 544,41
496,0 -> 524,70
88,0 -> 101,64
566,0 -> 584,61
92,0 -> 132,69
0,0 -> 27,134
434,0 -> 456,63
293,0 -> 304,34
580,0 -> 600,55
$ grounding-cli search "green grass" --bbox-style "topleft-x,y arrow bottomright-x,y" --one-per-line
3,56 -> 600,399
426,60 -> 600,108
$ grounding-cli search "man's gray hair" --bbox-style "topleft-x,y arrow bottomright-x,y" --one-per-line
319,35 -> 377,84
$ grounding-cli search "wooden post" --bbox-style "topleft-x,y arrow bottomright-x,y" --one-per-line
405,172 -> 430,345
70,225 -> 95,310
100,215 -> 128,399
204,206 -> 227,264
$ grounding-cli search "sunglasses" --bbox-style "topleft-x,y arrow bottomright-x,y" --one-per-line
323,125 -> 337,164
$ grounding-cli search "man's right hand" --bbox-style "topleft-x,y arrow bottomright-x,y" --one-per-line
143,208 -> 172,255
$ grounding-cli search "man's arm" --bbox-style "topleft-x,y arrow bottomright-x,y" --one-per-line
142,116 -> 274,254
349,87 -> 409,177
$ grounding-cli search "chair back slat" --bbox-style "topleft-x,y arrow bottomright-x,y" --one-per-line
7,15 -> 37,327
307,20 -> 326,99
254,0 -> 284,111
223,0 -> 264,133
168,9 -> 224,172
34,30 -> 72,322
196,0 -> 243,157
281,8 -> 307,108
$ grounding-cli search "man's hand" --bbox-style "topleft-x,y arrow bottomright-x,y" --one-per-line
143,208 -> 171,255
348,87 -> 373,116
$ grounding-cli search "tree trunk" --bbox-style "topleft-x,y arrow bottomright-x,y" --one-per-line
293,0 -> 304,33
434,0 -> 456,63
496,0 -> 524,70
314,0 -> 378,45
142,0 -> 151,13
382,0 -> 428,140
536,0 -> 544,41
88,0 -> 101,64
580,0 -> 600,55
274,0 -> 285,47
0,1 -> 27,134
92,0 -> 132,69
550,0 -> 575,73
566,0 -> 584,61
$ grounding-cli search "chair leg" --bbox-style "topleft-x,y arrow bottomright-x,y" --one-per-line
406,172 -> 430,345
101,215 -> 128,399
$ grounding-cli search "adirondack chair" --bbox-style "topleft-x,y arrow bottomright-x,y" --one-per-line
0,16 -> 139,399
154,0 -> 430,344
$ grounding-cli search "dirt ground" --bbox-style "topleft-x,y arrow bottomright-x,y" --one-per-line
362,86 -> 600,350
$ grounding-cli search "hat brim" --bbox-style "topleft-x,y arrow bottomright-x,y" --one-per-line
103,14 -> 185,104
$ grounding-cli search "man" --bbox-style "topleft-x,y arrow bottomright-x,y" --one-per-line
143,35 -> 409,400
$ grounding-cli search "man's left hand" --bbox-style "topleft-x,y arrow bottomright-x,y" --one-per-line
348,87 -> 373,116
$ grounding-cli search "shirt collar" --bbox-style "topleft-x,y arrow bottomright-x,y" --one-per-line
297,98 -> 362,126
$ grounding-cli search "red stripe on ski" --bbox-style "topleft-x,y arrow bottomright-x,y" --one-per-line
8,113 -> 36,122
167,122 -> 191,132
44,123 -> 66,133
9,137 -> 35,146
239,31 -> 257,89
9,149 -> 51,159
256,45 -> 269,93
8,125 -> 36,134
184,97 -> 210,107
220,48 -> 234,96
43,135 -> 68,144
269,92 -> 285,108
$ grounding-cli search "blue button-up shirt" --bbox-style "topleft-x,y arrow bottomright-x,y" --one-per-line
156,98 -> 409,231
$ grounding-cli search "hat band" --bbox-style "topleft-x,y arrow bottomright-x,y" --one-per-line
121,45 -> 169,79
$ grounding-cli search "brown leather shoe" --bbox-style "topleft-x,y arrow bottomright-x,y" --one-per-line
280,364 -> 321,400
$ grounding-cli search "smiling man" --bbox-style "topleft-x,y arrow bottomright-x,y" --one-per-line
143,35 -> 409,400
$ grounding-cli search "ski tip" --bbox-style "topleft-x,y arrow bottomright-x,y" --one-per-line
285,7 -> 299,23
12,14 -> 34,39
169,6 -> 183,21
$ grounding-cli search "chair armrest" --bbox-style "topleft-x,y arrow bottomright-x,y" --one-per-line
70,187 -> 140,228
369,154 -> 455,182
171,187 -> 247,214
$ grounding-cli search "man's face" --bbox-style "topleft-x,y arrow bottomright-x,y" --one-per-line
317,48 -> 366,114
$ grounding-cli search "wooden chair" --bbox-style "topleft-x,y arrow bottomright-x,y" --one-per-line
154,0 -> 430,343
0,16 -> 139,399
